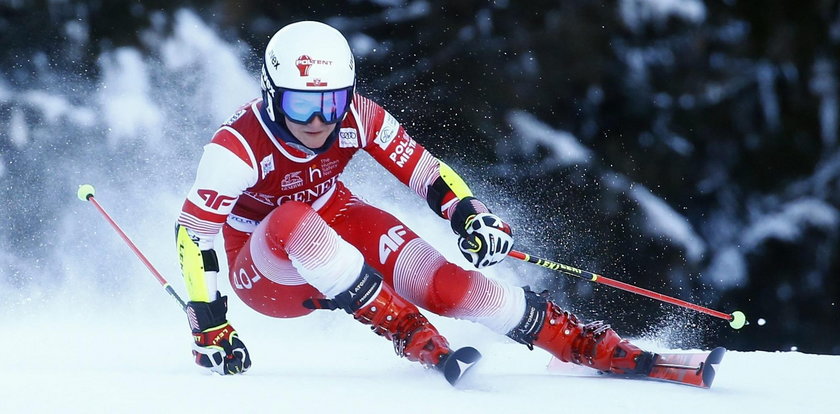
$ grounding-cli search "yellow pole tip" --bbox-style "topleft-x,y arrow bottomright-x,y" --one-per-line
729,310 -> 747,330
77,184 -> 95,201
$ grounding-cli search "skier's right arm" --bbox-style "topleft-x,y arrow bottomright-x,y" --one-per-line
176,128 -> 258,375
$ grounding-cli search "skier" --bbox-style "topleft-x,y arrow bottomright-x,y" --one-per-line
175,20 -> 656,378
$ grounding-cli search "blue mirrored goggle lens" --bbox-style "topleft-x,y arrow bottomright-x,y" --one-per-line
279,89 -> 350,124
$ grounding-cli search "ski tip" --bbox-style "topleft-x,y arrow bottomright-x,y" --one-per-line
702,347 -> 726,387
701,364 -> 716,388
440,346 -> 482,386
707,347 -> 727,365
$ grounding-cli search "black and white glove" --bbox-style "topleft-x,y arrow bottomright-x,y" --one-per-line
186,294 -> 251,375
451,197 -> 513,268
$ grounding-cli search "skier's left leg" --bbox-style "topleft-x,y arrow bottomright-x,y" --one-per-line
335,199 -> 654,375
230,199 -> 454,368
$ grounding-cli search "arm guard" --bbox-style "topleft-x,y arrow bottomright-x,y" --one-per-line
176,224 -> 220,302
426,161 -> 474,218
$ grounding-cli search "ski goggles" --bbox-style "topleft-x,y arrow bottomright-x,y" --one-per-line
276,87 -> 353,125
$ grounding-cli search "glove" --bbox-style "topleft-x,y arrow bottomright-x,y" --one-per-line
186,294 -> 251,375
451,197 -> 514,268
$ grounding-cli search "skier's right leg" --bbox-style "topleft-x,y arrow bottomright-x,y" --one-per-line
225,200 -> 452,367
323,262 -> 451,367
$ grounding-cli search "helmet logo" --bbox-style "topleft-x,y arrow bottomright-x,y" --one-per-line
294,55 -> 335,86
296,55 -> 313,76
270,51 -> 281,69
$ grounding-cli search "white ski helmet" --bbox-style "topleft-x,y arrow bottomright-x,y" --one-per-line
260,21 -> 356,125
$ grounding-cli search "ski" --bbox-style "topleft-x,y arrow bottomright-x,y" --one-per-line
646,347 -> 726,388
547,347 -> 726,388
437,346 -> 481,386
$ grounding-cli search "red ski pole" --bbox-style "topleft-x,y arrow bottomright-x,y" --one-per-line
507,250 -> 746,329
77,184 -> 186,311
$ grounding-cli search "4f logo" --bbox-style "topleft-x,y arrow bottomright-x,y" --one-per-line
197,189 -> 236,210
379,225 -> 408,264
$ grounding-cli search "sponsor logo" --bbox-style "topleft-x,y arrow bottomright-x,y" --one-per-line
197,189 -> 236,210
228,214 -> 260,228
277,176 -> 338,205
374,112 -> 399,149
211,327 -> 230,345
223,109 -> 246,126
296,55 -> 333,86
281,171 -> 304,190
339,128 -> 358,148
320,158 -> 340,175
308,164 -> 323,182
270,51 -> 280,69
260,67 -> 277,119
244,191 -> 276,206
296,55 -> 314,76
296,55 -> 333,76
389,138 -> 416,168
379,225 -> 408,264
260,154 -> 275,179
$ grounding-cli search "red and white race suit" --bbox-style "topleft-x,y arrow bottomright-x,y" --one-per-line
177,94 -> 524,334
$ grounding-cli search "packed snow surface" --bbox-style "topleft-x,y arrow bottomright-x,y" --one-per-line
4,293 -> 833,413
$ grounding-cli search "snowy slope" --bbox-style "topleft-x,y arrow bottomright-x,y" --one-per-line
1,9 -> 834,413
4,296 -> 834,414
3,117 -> 831,414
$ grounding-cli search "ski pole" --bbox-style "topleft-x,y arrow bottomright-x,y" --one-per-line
507,250 -> 747,329
76,184 -> 187,311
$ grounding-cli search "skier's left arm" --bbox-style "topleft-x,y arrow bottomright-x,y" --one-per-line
362,107 -> 513,268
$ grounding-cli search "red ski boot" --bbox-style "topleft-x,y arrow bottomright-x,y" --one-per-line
507,289 -> 656,375
330,264 -> 452,367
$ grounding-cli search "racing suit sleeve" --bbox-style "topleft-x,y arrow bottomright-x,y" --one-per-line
176,126 -> 257,302
357,98 -> 476,220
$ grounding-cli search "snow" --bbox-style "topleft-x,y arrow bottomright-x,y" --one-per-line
349,33 -> 379,57
704,246 -> 747,289
9,106 -> 28,148
3,292 -> 836,413
757,62 -> 781,132
742,197 -> 839,250
98,48 -> 163,146
1,7 -> 837,412
629,184 -> 706,262
160,10 -> 257,122
620,0 -> 707,32
507,110 -> 593,167
811,57 -> 839,148
19,90 -> 96,128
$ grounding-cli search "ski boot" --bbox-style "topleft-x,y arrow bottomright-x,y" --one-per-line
507,289 -> 656,375
322,263 -> 453,367
303,264 -> 481,384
